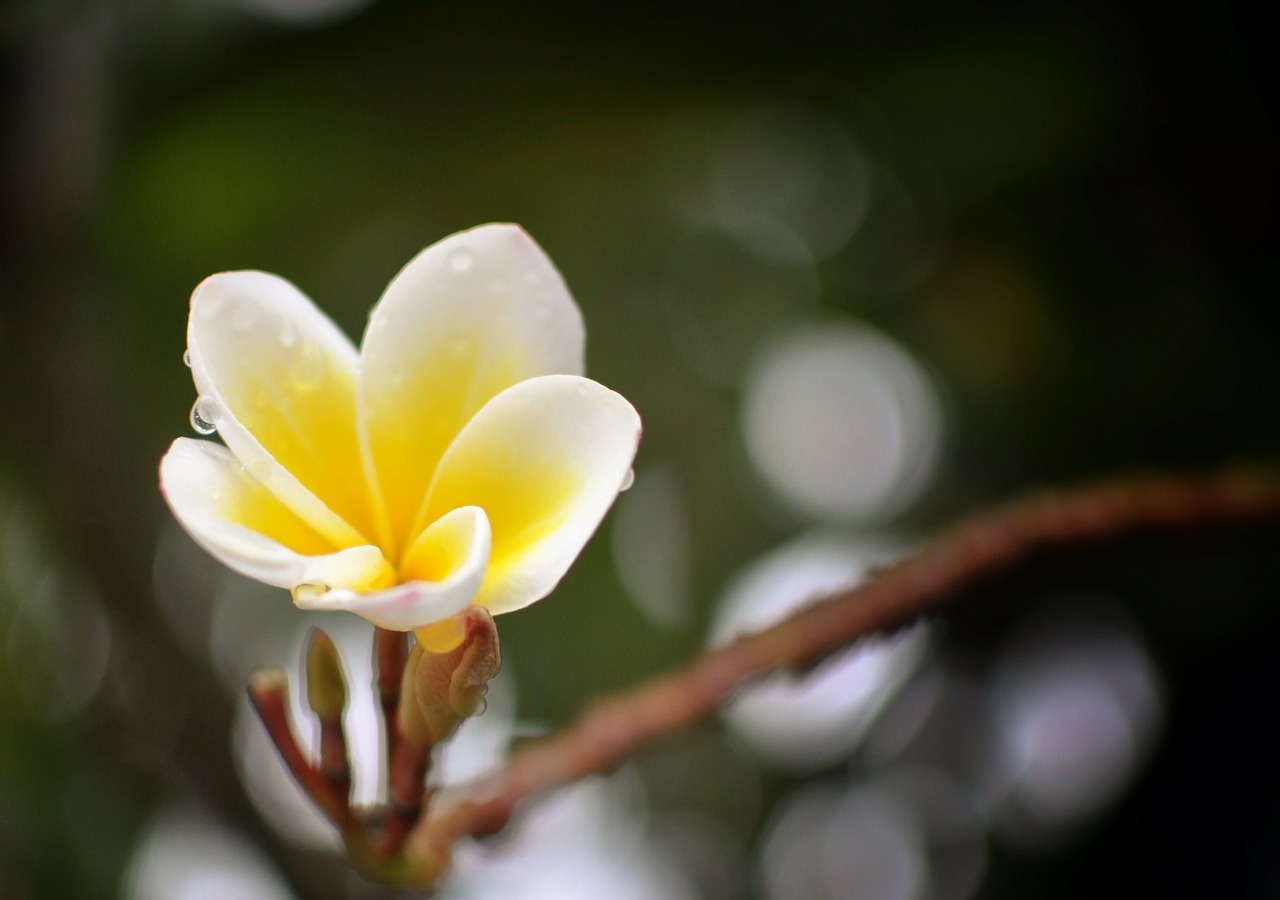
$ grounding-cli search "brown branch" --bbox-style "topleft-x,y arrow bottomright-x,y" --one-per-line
317,719 -> 351,801
378,739 -> 429,860
375,628 -> 409,759
305,629 -> 352,802
404,471 -> 1280,874
373,627 -> 423,860
248,669 -> 361,835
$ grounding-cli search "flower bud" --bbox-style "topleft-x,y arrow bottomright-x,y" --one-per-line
398,606 -> 501,748
305,628 -> 347,721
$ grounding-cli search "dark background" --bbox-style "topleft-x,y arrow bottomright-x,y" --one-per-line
1,1 -> 1276,897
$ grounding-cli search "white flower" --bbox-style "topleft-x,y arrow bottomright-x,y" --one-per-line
160,224 -> 640,643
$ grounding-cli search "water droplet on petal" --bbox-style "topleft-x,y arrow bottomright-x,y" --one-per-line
230,300 -> 259,332
280,319 -> 298,349
449,247 -> 475,273
182,349 -> 192,367
292,582 -> 330,604
209,485 -> 222,500
190,397 -> 221,435
292,342 -> 325,390
619,468 -> 636,492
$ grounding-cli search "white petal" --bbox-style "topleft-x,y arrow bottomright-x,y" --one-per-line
295,507 -> 492,631
187,271 -> 376,548
159,438 -> 393,591
359,224 -> 585,559
421,374 -> 641,615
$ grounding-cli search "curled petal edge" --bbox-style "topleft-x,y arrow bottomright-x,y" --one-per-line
194,520 -> 393,591
293,507 -> 492,631
187,270 -> 371,549
422,374 -> 642,616
160,437 -> 394,591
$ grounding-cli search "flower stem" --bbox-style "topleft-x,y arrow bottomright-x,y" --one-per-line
373,627 -> 424,860
378,739 -> 428,860
375,628 -> 409,757
247,669 -> 360,835
305,629 -> 352,801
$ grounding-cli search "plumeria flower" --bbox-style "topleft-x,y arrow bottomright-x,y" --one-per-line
160,224 -> 640,649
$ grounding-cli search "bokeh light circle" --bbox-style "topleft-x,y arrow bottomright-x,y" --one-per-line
710,531 -> 928,769
742,323 -> 943,523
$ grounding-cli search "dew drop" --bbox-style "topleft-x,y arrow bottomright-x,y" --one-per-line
292,342 -> 325,390
449,247 -> 475,273
189,397 -> 221,435
230,299 -> 259,332
619,468 -> 636,492
182,349 -> 192,367
280,319 -> 298,349
209,485 -> 222,500
292,582 -> 330,604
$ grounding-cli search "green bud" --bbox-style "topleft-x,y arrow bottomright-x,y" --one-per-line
305,628 -> 347,720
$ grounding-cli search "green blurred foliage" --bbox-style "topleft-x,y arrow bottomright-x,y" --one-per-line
1,0 -> 1276,897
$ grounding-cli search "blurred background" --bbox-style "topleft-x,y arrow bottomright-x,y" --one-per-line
1,1 -> 1277,897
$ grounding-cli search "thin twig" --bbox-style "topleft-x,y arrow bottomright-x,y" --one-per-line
248,670 -> 360,834
373,627 -> 424,860
305,629 -> 352,802
375,628 -> 409,764
316,717 -> 351,801
378,739 -> 429,860
404,471 -> 1280,872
